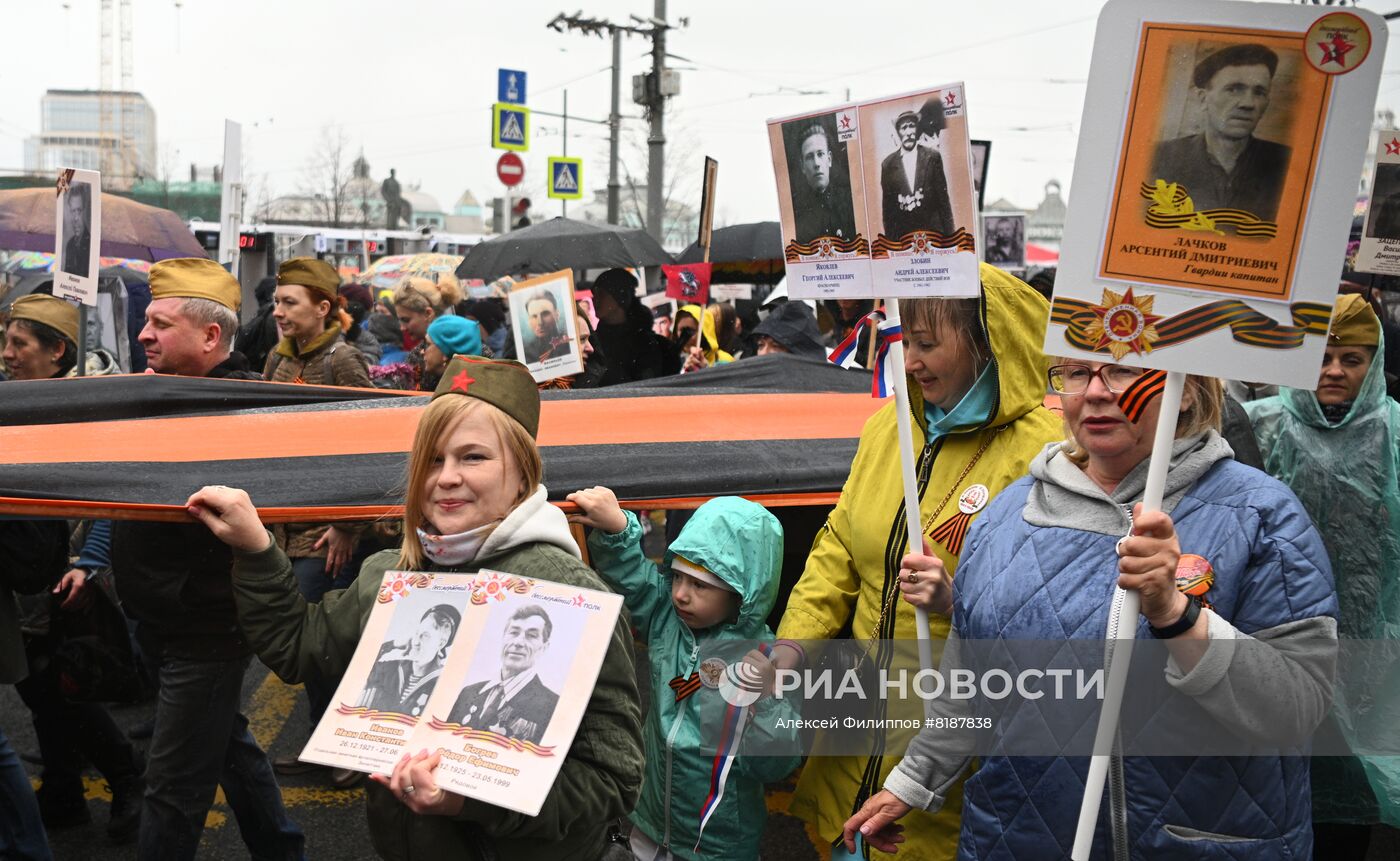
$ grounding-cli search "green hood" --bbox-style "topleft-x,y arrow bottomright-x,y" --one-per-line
908,262 -> 1052,437
665,496 -> 782,638
1280,325 -> 1390,429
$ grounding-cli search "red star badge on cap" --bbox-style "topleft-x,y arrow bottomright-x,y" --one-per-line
1386,138 -> 1400,156
450,369 -> 476,393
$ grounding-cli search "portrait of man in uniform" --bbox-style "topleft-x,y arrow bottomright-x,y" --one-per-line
1152,42 -> 1293,222
518,287 -> 572,365
61,181 -> 92,279
879,106 -> 955,241
983,214 -> 1026,269
446,604 -> 559,744
357,604 -> 462,719
782,115 -> 858,244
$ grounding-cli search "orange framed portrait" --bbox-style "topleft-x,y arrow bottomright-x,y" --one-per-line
1099,22 -> 1334,301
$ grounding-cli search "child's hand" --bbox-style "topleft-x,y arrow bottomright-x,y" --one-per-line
565,486 -> 628,534
897,538 -> 952,615
742,649 -> 778,696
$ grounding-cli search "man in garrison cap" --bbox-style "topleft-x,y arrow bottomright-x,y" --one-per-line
110,257 -> 306,857
1152,42 -> 1293,223
879,105 -> 956,241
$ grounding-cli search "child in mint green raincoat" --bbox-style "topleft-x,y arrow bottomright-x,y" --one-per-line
568,488 -> 801,861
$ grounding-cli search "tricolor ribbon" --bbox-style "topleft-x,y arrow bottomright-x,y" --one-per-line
695,644 -> 771,850
828,314 -> 903,398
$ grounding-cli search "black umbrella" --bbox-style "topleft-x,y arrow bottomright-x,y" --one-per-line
454,217 -> 674,282
677,221 -> 784,284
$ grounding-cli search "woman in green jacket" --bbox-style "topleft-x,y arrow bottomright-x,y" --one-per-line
185,356 -> 644,861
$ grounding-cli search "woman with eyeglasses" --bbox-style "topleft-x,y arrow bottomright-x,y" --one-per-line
845,361 -> 1339,860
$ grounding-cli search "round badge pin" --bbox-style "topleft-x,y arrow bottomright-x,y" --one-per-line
958,484 -> 991,515
698,657 -> 727,689
1304,11 -> 1371,75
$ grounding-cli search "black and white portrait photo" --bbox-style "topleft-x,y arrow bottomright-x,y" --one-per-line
970,140 -> 991,209
983,214 -> 1026,269
60,180 -> 92,279
876,98 -> 956,241
1367,162 -> 1400,240
447,603 -> 562,745
1151,41 -> 1297,222
356,602 -> 462,719
781,113 -> 858,244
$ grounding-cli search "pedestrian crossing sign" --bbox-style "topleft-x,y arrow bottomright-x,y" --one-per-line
492,103 -> 529,152
548,157 -> 583,200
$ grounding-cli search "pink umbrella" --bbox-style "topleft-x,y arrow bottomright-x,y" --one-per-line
0,188 -> 206,261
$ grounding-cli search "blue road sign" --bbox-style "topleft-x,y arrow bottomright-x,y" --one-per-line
492,103 -> 530,151
498,69 -> 527,105
548,157 -> 583,200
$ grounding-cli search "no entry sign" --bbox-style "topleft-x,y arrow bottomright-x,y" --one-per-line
497,152 -> 525,187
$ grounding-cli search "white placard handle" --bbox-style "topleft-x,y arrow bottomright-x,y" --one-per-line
1070,370 -> 1184,860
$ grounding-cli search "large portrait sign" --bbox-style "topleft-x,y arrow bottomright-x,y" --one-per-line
768,84 -> 979,300
507,270 -> 585,384
302,570 -> 623,817
770,107 -> 872,299
1048,0 -> 1385,387
860,85 -> 979,298
53,168 -> 101,307
1356,128 -> 1400,275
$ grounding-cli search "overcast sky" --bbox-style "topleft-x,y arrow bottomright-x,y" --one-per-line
5,0 -> 1400,229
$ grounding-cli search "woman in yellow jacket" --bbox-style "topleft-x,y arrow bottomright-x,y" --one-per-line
773,264 -> 1062,861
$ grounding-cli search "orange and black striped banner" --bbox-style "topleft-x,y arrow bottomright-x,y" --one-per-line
1117,370 -> 1168,424
784,235 -> 870,262
669,672 -> 702,702
870,228 -> 977,258
1051,296 -> 1331,354
1138,182 -> 1278,238
929,511 -> 974,557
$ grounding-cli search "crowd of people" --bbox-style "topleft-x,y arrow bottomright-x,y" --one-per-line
0,249 -> 1397,861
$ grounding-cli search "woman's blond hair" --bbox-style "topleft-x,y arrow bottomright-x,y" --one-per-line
1060,372 -> 1224,465
393,276 -> 464,317
399,395 -> 543,569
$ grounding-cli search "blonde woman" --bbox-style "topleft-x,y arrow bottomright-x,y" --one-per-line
185,357 -> 642,861
393,277 -> 464,391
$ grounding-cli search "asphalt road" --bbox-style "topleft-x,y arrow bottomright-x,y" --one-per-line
1,651 -> 826,861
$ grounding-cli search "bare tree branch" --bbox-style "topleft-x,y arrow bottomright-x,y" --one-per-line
298,125 -> 356,228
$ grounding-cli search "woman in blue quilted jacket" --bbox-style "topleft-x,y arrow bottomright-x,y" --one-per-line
843,364 -> 1339,860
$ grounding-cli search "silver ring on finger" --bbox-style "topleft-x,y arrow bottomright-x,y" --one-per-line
402,784 -> 415,797
906,571 -> 919,584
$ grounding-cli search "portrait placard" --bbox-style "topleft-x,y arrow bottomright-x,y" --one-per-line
769,86 -> 979,300
983,213 -> 1027,271
1356,128 -> 1400,275
768,105 -> 873,299
302,569 -> 623,818
53,168 -> 101,307
507,270 -> 585,383
858,84 -> 979,298
1047,0 -> 1385,387
970,139 -> 992,210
